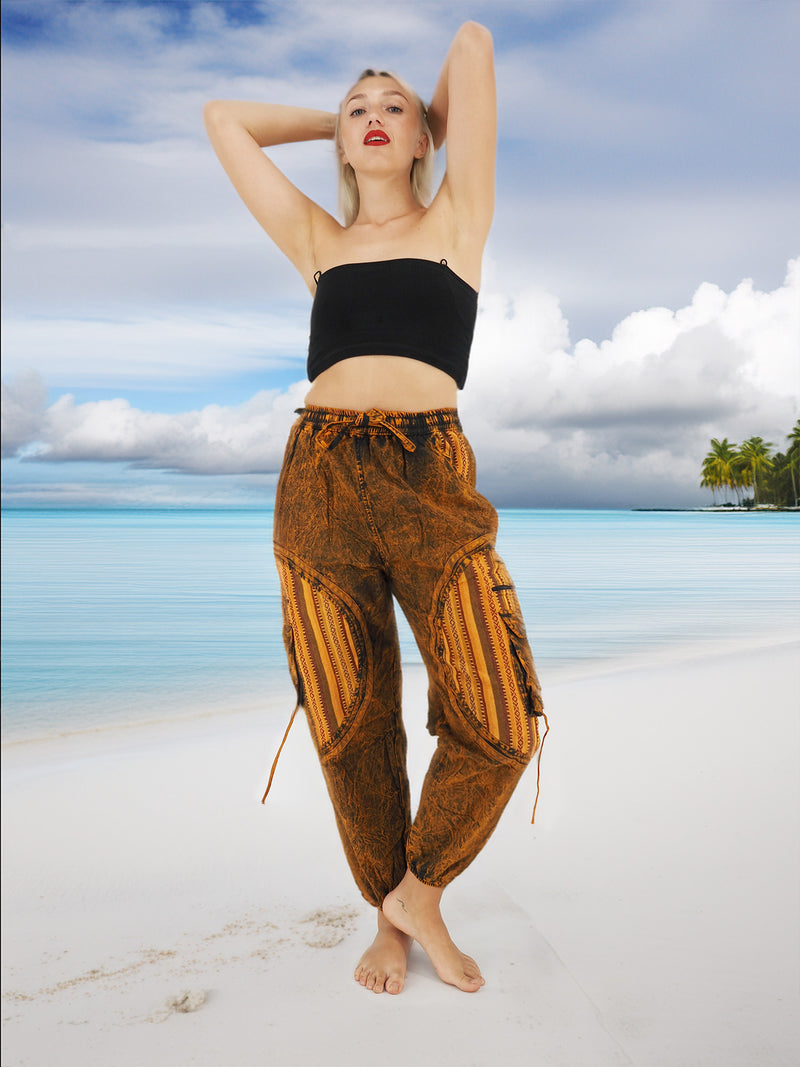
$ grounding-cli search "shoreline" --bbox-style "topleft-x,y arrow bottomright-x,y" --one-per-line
633,505 -> 799,512
3,627 -> 799,752
3,637 -> 798,1066
3,502 -> 799,509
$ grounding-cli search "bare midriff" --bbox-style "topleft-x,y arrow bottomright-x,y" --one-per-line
304,355 -> 459,413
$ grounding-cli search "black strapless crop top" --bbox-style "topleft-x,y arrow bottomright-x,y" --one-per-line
307,258 -> 478,390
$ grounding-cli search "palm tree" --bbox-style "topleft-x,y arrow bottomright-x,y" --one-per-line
700,438 -> 739,504
736,436 -> 774,506
700,462 -> 719,503
787,420 -> 800,506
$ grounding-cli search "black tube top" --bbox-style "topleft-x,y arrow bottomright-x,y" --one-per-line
307,258 -> 478,389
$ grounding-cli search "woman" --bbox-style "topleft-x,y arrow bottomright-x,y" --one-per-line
204,21 -> 544,996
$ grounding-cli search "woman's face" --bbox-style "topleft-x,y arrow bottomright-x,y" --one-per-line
338,76 -> 428,175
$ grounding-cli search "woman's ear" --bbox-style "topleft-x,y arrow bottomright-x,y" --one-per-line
334,114 -> 348,166
338,132 -> 352,168
414,132 -> 429,159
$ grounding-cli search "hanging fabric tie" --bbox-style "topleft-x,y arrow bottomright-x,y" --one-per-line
531,711 -> 550,824
261,702 -> 301,804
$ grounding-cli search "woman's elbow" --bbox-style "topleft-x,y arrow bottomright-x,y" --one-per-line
203,99 -> 218,128
456,21 -> 493,52
202,99 -> 230,132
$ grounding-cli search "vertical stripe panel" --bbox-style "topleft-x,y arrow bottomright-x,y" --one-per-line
276,559 -> 363,751
298,580 -> 338,744
459,566 -> 503,742
438,548 -> 534,756
281,563 -> 331,745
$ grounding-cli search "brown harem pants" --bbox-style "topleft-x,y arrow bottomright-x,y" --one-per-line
270,405 -> 544,908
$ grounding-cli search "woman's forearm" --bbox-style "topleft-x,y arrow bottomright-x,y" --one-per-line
427,21 -> 493,151
203,100 -> 336,149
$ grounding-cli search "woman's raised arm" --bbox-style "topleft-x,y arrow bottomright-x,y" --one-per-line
427,22 -> 496,241
203,100 -> 337,284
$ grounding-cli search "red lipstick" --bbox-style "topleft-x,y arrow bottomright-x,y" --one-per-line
363,130 -> 390,145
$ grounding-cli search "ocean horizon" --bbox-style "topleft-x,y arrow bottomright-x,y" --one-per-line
2,506 -> 798,742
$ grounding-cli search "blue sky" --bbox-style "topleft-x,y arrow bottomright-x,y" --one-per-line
2,0 -> 798,507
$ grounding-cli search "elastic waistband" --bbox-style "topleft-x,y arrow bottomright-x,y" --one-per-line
296,405 -> 462,439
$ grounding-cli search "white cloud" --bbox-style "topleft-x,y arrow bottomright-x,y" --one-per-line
16,380 -> 308,474
489,186 -> 800,344
458,259 -> 798,505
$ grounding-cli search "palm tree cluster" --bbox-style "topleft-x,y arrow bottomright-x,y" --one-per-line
701,421 -> 800,507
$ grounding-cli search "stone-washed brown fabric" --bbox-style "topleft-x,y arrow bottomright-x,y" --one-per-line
272,405 -> 543,907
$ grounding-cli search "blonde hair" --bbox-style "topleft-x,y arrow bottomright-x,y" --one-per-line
335,69 -> 435,226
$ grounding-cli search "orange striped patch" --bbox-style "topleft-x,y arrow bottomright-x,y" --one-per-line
436,548 -> 538,758
431,428 -> 476,485
275,557 -> 365,752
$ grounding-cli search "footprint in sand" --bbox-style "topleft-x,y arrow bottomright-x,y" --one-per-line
149,989 -> 207,1023
297,906 -> 359,949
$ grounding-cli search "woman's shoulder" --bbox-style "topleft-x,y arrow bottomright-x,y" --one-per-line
312,201 -> 482,289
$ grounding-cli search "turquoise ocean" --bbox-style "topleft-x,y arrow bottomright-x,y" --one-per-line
2,508 -> 798,741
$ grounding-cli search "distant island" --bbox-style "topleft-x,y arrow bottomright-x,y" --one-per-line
698,419 -> 799,510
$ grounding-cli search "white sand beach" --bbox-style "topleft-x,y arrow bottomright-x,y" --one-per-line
2,639 -> 799,1067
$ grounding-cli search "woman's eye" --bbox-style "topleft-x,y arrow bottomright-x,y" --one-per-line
387,105 -> 403,113
350,107 -> 365,117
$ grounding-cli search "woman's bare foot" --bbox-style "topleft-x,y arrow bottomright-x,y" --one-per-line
354,908 -> 411,994
382,869 -> 485,993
